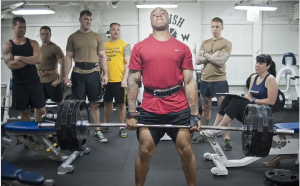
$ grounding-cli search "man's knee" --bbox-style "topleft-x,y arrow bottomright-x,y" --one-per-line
36,107 -> 46,115
138,147 -> 154,161
20,110 -> 29,116
178,146 -> 194,159
117,103 -> 125,109
89,102 -> 99,110
104,102 -> 113,107
138,139 -> 155,161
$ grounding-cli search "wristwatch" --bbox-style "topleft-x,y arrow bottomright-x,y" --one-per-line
127,111 -> 140,119
251,97 -> 256,103
202,51 -> 207,57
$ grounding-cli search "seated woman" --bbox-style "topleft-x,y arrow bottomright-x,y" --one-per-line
200,54 -> 278,143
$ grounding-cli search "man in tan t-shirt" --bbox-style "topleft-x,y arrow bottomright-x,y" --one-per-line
36,25 -> 65,144
193,17 -> 233,151
64,10 -> 109,143
37,26 -> 64,109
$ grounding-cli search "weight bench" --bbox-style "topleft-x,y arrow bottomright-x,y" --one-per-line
1,160 -> 55,186
203,122 -> 299,175
2,121 -> 90,175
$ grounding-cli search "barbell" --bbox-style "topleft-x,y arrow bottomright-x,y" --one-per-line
38,99 -> 294,157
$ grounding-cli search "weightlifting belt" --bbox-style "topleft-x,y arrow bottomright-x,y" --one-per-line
38,68 -> 58,77
144,83 -> 183,98
75,62 -> 98,70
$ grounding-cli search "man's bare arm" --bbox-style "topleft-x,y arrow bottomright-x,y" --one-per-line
127,69 -> 141,112
2,42 -> 26,70
122,45 -> 131,84
64,52 -> 73,78
15,40 -> 42,65
98,50 -> 108,76
182,68 -> 199,115
203,51 -> 230,67
196,50 -> 209,65
57,57 -> 65,81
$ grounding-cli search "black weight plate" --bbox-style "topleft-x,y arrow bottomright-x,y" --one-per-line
265,169 -> 299,186
56,97 -> 90,151
271,90 -> 285,113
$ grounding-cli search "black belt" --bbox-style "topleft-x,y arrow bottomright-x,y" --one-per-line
144,83 -> 183,98
75,62 -> 98,70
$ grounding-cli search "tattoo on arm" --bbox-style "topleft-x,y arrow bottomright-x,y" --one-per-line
123,45 -> 131,56
196,50 -> 209,65
127,69 -> 141,111
183,69 -> 198,115
204,51 -> 229,67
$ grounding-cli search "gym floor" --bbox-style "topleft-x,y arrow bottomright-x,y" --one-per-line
2,106 -> 299,186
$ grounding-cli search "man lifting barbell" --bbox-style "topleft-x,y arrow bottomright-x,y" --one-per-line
125,7 -> 201,186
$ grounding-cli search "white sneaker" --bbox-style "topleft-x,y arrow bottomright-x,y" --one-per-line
94,131 -> 108,143
200,129 -> 224,138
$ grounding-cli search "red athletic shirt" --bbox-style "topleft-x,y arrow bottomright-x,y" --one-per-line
129,35 -> 193,114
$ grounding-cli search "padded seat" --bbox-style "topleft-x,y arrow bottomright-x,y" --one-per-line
2,161 -> 45,185
274,122 -> 299,133
1,160 -> 23,180
18,171 -> 45,185
4,121 -> 55,132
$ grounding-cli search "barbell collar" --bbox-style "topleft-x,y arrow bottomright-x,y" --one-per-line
274,128 -> 295,135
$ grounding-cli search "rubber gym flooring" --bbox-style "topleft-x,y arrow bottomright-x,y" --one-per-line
2,106 -> 299,186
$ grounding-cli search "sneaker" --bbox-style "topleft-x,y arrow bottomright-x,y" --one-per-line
200,129 -> 224,138
94,131 -> 108,143
192,134 -> 207,143
224,139 -> 232,151
119,128 -> 127,138
100,127 -> 110,132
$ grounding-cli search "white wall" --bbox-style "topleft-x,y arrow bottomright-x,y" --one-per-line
1,1 -> 299,101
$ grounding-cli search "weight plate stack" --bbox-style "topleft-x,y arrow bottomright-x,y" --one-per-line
56,97 -> 90,151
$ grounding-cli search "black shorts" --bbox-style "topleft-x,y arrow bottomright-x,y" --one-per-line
137,107 -> 192,145
71,71 -> 102,102
200,80 -> 229,98
42,82 -> 63,102
12,82 -> 46,111
103,82 -> 126,104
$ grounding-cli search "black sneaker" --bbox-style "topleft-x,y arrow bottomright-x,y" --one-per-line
192,134 -> 207,143
224,139 -> 232,151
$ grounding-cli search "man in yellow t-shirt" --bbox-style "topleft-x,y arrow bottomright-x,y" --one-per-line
193,17 -> 233,151
102,23 -> 131,138
64,10 -> 108,143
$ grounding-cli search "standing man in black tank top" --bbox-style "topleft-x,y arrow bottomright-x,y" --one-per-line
2,17 -> 46,122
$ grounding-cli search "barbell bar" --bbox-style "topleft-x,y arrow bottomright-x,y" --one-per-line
46,98 -> 295,157
38,121 -> 294,135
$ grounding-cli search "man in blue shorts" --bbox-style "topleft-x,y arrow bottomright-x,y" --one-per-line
193,17 -> 233,151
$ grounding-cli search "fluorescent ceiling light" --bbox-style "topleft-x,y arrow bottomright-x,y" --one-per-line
234,2 -> 277,11
136,2 -> 178,9
12,8 -> 55,15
